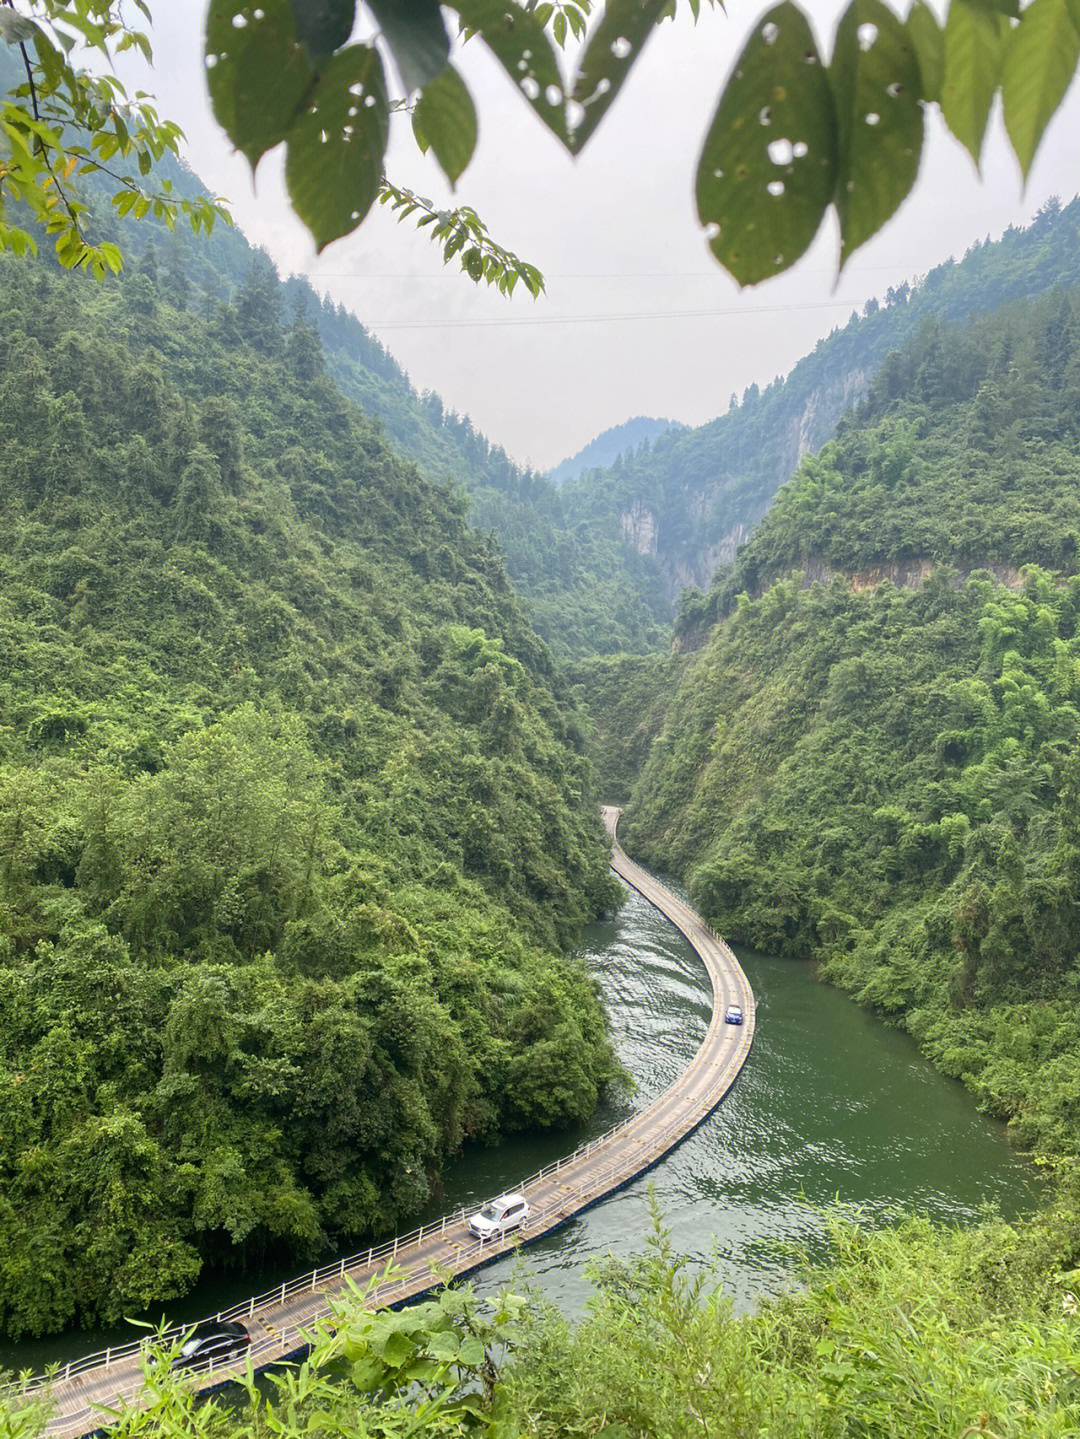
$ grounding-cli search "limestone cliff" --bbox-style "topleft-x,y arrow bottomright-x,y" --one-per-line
559,198 -> 1080,613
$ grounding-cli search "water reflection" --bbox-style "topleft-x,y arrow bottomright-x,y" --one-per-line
448,878 -> 1042,1315
0,877 -> 1041,1370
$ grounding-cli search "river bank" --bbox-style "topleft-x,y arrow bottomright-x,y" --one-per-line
1,872 -> 1041,1383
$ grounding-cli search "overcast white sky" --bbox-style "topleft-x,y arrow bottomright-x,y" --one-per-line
117,2 -> 1080,471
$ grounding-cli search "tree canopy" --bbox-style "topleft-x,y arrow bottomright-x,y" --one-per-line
0,1 -> 227,275
3,0 -> 1079,285
0,237 -> 620,1336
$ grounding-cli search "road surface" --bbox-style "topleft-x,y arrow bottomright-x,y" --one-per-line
26,806 -> 754,1437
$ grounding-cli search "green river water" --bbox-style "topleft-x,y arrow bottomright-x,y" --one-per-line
0,876 -> 1042,1373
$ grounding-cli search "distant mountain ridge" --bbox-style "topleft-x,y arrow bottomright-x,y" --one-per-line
679,283 -> 1080,634
547,417 -> 686,488
560,197 -> 1080,605
44,61 -> 1080,657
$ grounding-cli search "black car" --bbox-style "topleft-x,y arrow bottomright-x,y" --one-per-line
171,1320 -> 251,1372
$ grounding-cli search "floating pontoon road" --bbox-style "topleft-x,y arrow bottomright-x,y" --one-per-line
29,807 -> 755,1438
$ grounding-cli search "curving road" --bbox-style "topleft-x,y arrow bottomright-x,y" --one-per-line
28,807 -> 754,1438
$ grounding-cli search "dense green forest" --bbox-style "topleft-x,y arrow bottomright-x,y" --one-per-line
6,43 -> 1080,1424
46,128 -> 671,662
0,11 -> 669,669
566,652 -> 685,806
561,196 -> 1080,600
0,247 -> 627,1339
617,286 -> 1080,1181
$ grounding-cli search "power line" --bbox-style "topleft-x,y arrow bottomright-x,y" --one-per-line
311,265 -> 913,279
362,298 -> 864,330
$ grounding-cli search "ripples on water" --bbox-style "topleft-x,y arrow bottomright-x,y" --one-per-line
0,877 -> 1042,1370
439,878 -> 1042,1315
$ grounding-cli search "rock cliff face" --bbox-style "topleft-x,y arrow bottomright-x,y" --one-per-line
786,367 -> 869,471
786,556 -> 1026,595
620,501 -> 659,555
631,365 -> 872,601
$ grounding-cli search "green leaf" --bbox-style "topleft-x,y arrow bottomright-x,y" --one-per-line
0,12 -> 40,44
377,1328 -> 416,1367
348,1355 -> 384,1391
284,43 -> 388,250
906,1 -> 943,104
286,0 -> 356,56
456,1335 -> 486,1367
940,0 -> 1008,166
450,0 -> 569,145
423,1329 -> 460,1361
1001,0 -> 1079,177
568,0 -> 667,153
366,0 -> 450,93
98,241 -> 124,273
695,3 -> 837,286
413,65 -> 477,186
830,0 -> 924,265
965,0 -> 1019,14
205,0 -> 314,169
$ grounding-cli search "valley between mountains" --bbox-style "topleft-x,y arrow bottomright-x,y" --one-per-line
3,148 -> 1080,1434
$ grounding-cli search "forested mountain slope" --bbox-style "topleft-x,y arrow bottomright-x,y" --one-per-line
0,251 -> 621,1339
562,197 -> 1080,602
305,288 -> 672,657
685,287 -> 1080,625
615,289 -> 1080,1176
63,136 -> 670,660
547,416 -> 685,488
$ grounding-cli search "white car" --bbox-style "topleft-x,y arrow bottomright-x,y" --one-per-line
468,1192 -> 530,1240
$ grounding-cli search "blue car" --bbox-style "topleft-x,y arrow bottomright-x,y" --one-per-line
724,1005 -> 743,1025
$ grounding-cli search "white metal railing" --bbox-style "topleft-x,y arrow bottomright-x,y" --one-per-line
35,1018 -> 755,1439
24,1101 -> 656,1388
40,1050 -> 756,1434
22,843 -> 755,1417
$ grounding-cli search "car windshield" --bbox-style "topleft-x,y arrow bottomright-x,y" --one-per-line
478,1204 -> 500,1221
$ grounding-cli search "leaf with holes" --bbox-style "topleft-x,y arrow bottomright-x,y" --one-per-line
413,65 -> 477,186
696,4 -> 836,286
940,0 -> 1007,166
568,0 -> 667,153
831,0 -> 923,265
367,0 -> 450,93
906,1 -> 943,103
284,44 -> 389,250
0,12 -> 40,44
450,0 -> 569,145
1001,0 -> 1079,177
205,0 -> 313,169
286,0 -> 356,56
